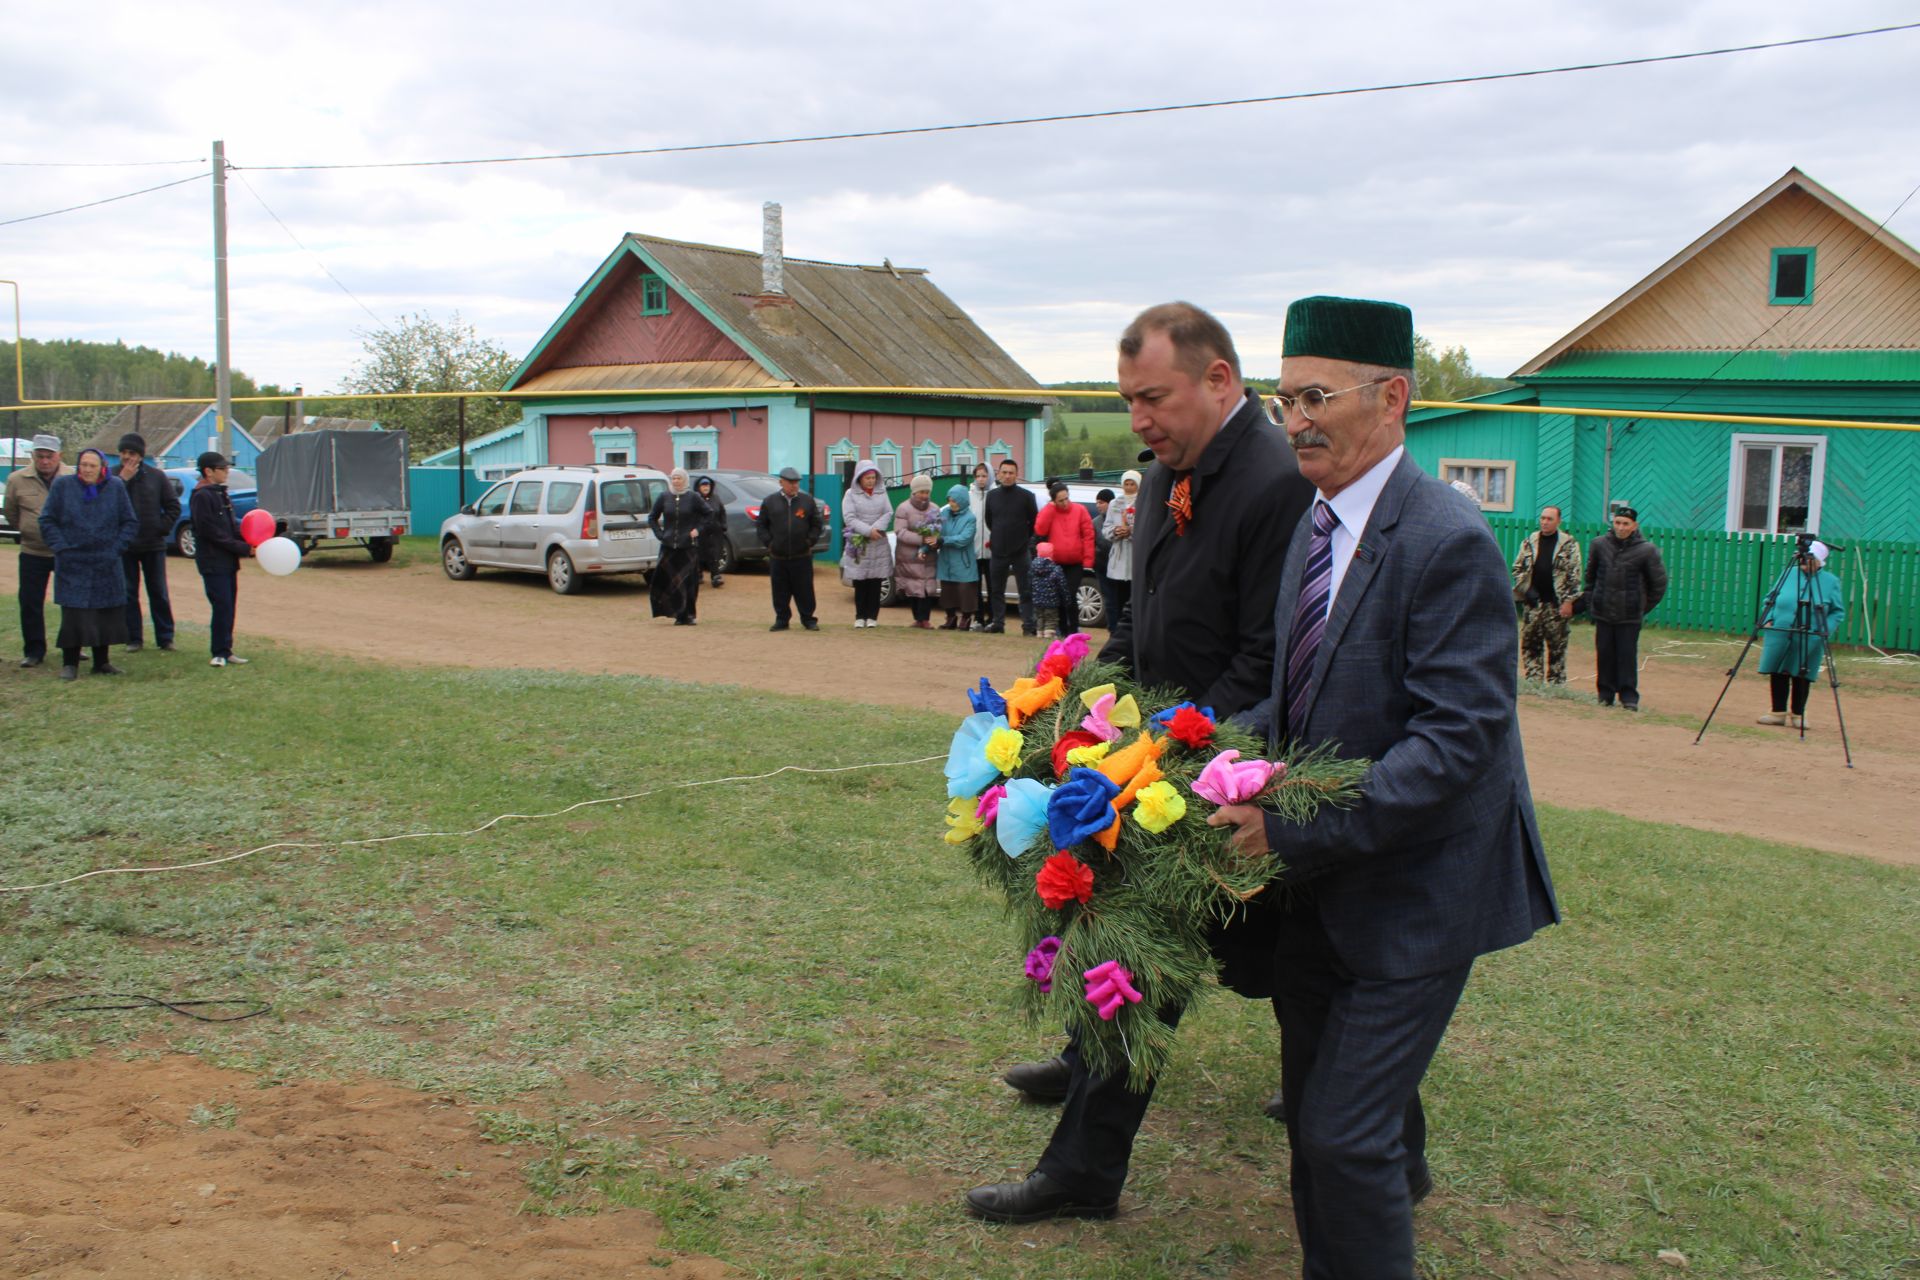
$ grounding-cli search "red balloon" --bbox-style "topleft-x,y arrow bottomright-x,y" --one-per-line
240,509 -> 277,547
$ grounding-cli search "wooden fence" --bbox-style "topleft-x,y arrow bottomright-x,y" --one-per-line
1484,517 -> 1920,652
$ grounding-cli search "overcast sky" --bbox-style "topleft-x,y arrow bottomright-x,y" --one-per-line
3,1 -> 1917,395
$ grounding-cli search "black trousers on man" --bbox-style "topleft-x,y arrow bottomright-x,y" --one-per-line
17,551 -> 52,662
1593,620 -> 1642,707
768,556 -> 817,627
988,548 -> 1033,634
122,547 -> 175,648
201,572 -> 238,659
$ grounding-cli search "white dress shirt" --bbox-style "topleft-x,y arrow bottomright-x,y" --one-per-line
1316,446 -> 1404,619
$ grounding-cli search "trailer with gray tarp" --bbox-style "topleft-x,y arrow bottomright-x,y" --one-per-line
257,429 -> 411,562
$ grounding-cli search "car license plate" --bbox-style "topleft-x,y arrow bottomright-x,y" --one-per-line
606,529 -> 643,540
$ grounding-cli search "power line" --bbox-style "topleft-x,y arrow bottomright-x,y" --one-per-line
230,168 -> 385,325
0,171 -> 208,229
235,22 -> 1920,174
0,157 -> 202,169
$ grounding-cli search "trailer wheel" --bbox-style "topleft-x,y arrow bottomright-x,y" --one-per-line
368,538 -> 395,563
442,538 -> 477,581
547,548 -> 583,595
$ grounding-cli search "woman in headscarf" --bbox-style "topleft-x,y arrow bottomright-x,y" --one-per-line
936,482 -> 980,631
37,446 -> 137,681
1101,469 -> 1141,631
839,460 -> 894,628
693,475 -> 727,588
648,468 -> 710,625
893,473 -> 942,629
969,461 -> 992,627
1757,540 -> 1846,729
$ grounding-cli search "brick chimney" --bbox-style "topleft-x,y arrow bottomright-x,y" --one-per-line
761,202 -> 785,296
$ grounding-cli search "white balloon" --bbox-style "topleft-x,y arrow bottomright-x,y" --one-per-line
256,536 -> 302,576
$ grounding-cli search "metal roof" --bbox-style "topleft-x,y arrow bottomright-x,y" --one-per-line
514,359 -> 779,394
86,402 -> 212,455
252,415 -> 382,443
1523,349 -> 1920,382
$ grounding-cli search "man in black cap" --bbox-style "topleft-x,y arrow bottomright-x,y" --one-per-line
754,467 -> 823,631
3,433 -> 69,667
1574,505 -> 1667,709
116,432 -> 180,652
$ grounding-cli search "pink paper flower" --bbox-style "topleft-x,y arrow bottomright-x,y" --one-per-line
1191,749 -> 1280,806
975,783 -> 1007,826
1042,632 -> 1090,670
1082,960 -> 1143,1021
1024,936 -> 1063,992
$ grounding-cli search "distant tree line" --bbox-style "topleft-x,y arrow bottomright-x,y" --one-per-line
1,338 -> 286,450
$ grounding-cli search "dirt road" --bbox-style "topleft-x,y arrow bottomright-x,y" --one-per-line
5,549 -> 1915,866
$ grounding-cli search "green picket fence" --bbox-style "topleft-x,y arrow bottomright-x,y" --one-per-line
1484,516 -> 1920,652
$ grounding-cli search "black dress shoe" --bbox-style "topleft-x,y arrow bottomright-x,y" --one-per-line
157,642 -> 176,651
769,622 -> 790,631
802,620 -> 819,631
1263,1088 -> 1286,1121
1002,1054 -> 1072,1102
965,1171 -> 1117,1223
59,665 -> 79,681
92,663 -> 126,676
983,624 -> 1005,634
19,656 -> 42,668
125,641 -> 144,653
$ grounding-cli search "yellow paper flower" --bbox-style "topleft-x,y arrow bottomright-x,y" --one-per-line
944,795 -> 985,844
1078,683 -> 1117,712
1133,780 -> 1187,834
1065,741 -> 1112,767
985,728 -> 1025,774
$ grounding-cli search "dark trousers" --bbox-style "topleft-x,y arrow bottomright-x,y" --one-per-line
201,572 -> 238,659
851,578 -> 883,620
60,644 -> 109,670
1770,672 -> 1811,714
1035,1006 -> 1185,1200
17,551 -> 53,661
122,547 -> 174,647
988,549 -> 1033,633
1593,621 -> 1642,706
976,557 -> 990,604
908,595 -> 933,624
1272,905 -> 1472,1280
1101,575 -> 1131,632
1057,565 -> 1083,636
769,557 -> 816,626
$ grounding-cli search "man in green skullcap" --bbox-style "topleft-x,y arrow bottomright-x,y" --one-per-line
1208,295 -> 1560,1277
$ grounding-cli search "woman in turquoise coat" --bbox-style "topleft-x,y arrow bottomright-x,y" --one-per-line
1757,542 -> 1845,728
935,483 -> 980,631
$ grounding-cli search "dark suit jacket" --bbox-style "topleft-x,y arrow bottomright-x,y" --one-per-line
1100,393 -> 1314,718
1243,452 -> 1559,980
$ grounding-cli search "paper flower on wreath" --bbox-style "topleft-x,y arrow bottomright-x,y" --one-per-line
996,778 -> 1055,857
985,727 -> 1026,775
1003,676 -> 1066,728
1044,632 -> 1090,669
1164,705 -> 1217,750
975,783 -> 1007,826
1036,651 -> 1076,683
968,678 -> 1007,716
1112,758 -> 1164,811
1191,749 -> 1279,806
1150,701 -> 1216,729
1024,936 -> 1063,992
1036,850 -> 1096,909
1097,732 -> 1165,789
1132,779 -> 1187,833
1051,730 -> 1103,779
1066,740 -> 1112,768
1048,768 -> 1123,850
1078,686 -> 1142,743
946,712 -> 1007,798
1083,960 -> 1143,1020
944,796 -> 985,845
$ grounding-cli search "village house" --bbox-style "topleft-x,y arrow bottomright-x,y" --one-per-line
86,403 -> 264,471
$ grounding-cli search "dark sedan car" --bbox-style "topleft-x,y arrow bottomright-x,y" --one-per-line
697,470 -> 833,571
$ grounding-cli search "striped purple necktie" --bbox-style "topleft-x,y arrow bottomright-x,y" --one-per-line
1285,501 -> 1340,734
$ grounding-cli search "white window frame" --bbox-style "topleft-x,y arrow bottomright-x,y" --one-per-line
912,438 -> 942,477
986,438 -> 1015,477
668,425 -> 720,473
1725,433 -> 1826,535
1438,457 -> 1516,513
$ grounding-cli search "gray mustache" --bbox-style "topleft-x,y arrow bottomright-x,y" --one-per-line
1289,429 -> 1330,450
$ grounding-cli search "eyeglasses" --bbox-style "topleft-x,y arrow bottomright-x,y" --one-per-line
1263,377 -> 1391,425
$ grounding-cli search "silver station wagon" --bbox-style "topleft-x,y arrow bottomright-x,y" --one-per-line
439,464 -> 671,594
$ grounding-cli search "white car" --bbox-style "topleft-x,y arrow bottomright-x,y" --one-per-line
439,464 -> 671,594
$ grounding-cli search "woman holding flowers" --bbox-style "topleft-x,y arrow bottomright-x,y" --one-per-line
839,460 -> 894,628
936,483 -> 979,630
893,473 -> 942,629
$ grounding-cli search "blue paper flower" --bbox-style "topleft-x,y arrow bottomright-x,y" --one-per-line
946,711 -> 1008,799
996,778 -> 1055,857
969,678 -> 1007,716
1047,767 -> 1122,850
1150,700 -> 1216,728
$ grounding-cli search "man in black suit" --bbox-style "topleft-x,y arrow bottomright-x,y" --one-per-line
966,301 -> 1316,1224
1211,295 -> 1560,1278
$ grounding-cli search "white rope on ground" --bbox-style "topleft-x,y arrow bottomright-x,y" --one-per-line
0,754 -> 946,895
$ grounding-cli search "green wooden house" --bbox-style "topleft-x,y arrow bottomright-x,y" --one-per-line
1403,167 -> 1920,646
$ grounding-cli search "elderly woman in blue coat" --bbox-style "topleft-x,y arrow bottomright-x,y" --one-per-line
1757,540 -> 1846,728
935,483 -> 979,630
38,447 -> 138,681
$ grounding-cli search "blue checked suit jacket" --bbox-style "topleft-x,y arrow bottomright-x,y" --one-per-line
1240,452 -> 1559,980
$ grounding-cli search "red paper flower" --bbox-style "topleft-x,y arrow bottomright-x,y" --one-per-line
1051,730 -> 1102,779
1166,705 -> 1216,749
1036,851 -> 1095,909
1036,652 -> 1076,682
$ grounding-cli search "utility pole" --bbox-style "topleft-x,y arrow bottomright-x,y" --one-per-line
212,140 -> 232,456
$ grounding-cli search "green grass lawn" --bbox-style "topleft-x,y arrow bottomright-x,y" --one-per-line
2,627 -> 1915,1278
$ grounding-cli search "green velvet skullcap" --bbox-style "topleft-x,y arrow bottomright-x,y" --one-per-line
1282,296 -> 1414,368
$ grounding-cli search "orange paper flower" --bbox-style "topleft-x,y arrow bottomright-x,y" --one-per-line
1091,813 -> 1122,851
1097,732 -> 1165,788
1004,676 -> 1066,728
1112,758 -> 1165,811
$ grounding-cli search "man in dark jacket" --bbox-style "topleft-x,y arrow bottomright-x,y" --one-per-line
968,301 -> 1316,1225
982,458 -> 1039,635
753,467 -> 823,631
116,433 -> 180,652
1575,506 -> 1668,709
190,451 -> 253,667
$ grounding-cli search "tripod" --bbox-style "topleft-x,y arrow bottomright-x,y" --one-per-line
1695,544 -> 1852,766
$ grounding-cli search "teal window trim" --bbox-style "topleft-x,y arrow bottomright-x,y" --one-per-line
1769,247 -> 1815,306
641,275 -> 670,316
